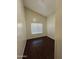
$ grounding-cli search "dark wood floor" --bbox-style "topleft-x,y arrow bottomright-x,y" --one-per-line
23,36 -> 54,59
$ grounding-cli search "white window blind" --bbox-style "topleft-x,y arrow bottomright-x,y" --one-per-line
31,23 -> 43,34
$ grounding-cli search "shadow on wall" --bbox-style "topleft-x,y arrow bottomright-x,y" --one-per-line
54,39 -> 62,59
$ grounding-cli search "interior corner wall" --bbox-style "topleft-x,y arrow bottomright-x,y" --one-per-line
17,0 -> 27,59
24,8 -> 47,39
47,14 -> 55,39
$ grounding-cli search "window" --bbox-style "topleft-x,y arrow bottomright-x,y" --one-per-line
31,23 -> 43,34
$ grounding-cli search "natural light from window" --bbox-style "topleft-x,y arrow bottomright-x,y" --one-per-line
31,23 -> 43,34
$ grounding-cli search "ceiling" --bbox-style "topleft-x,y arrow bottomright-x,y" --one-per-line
23,0 -> 56,17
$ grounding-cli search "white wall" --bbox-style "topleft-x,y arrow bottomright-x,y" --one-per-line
25,8 -> 47,39
17,0 -> 27,59
47,14 -> 55,39
55,0 -> 62,59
